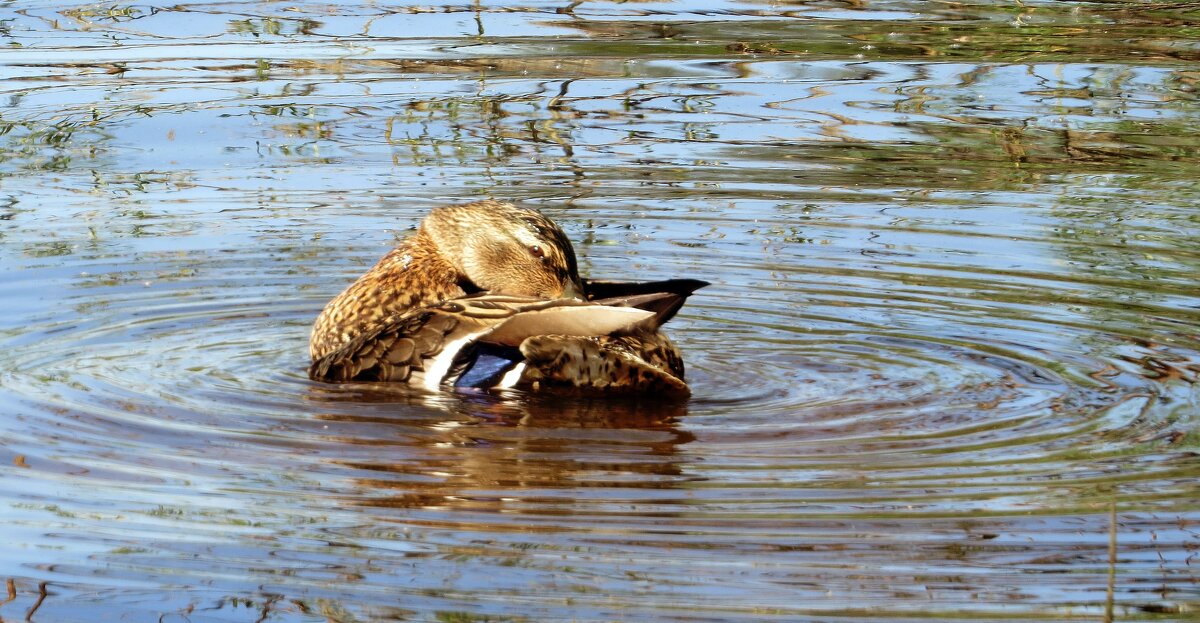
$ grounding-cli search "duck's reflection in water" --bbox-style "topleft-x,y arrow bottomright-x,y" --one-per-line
306,385 -> 695,513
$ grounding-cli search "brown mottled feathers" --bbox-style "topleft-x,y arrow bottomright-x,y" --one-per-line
309,234 -> 464,361
310,309 -> 451,383
308,200 -> 706,395
310,200 -> 587,361
311,296 -> 515,383
520,332 -> 689,395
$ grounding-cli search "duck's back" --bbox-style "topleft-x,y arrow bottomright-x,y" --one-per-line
309,238 -> 463,360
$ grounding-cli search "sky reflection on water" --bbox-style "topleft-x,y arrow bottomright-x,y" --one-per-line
1,1 -> 1198,621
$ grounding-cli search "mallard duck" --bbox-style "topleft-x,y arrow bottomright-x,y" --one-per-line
308,200 -> 706,395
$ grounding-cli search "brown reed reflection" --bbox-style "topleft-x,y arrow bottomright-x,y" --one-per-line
308,385 -> 693,512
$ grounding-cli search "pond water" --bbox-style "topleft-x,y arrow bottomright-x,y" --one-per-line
2,1 -> 1199,621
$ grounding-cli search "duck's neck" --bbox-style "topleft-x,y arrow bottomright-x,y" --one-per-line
310,230 -> 466,360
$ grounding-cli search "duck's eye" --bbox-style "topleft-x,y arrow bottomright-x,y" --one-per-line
528,245 -> 545,260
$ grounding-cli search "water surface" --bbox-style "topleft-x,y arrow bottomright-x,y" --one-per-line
1,1 -> 1198,621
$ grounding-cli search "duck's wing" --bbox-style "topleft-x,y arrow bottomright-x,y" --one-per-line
447,304 -> 660,391
582,278 -> 709,325
308,294 -> 658,385
307,295 -> 526,383
308,307 -> 460,383
481,304 -> 655,346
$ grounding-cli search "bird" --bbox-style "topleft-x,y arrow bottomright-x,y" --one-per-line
308,200 -> 706,395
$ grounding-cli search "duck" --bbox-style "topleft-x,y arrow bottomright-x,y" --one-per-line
308,200 -> 706,395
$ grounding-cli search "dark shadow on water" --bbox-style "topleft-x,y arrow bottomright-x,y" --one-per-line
306,380 -> 692,429
305,382 -> 697,511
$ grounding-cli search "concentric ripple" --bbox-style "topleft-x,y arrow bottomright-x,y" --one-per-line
2,1 -> 1200,621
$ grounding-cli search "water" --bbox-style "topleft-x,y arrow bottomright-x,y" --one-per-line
1,1 -> 1198,621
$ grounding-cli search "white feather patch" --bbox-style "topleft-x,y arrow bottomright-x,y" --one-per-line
484,306 -> 653,347
496,362 -> 527,389
422,333 -> 484,391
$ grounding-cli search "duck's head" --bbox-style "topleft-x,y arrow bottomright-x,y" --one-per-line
421,200 -> 584,300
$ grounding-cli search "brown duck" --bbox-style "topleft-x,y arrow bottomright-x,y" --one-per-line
309,200 -> 706,395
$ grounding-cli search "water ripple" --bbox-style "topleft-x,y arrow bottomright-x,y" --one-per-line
2,1 -> 1199,621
